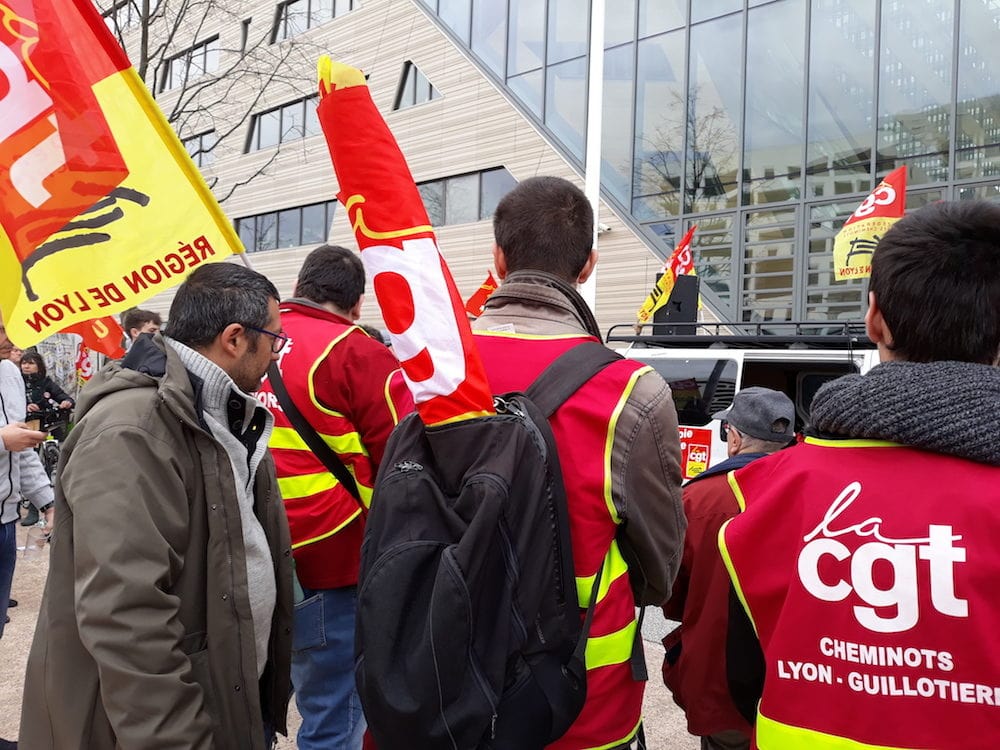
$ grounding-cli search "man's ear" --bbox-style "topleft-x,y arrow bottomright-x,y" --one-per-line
349,294 -> 364,322
493,244 -> 508,280
577,249 -> 599,285
865,291 -> 896,360
865,291 -> 891,345
218,322 -> 245,356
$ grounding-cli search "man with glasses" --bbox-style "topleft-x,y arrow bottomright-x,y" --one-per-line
662,387 -> 795,750
257,244 -> 412,750
23,262 -> 293,750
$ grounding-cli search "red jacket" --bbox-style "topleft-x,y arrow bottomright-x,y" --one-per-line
662,454 -> 766,737
260,300 -> 413,589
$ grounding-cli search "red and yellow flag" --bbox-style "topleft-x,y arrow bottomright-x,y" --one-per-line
833,166 -> 907,280
316,58 -> 494,426
637,224 -> 697,324
75,341 -> 93,387
464,271 -> 498,318
0,0 -> 243,348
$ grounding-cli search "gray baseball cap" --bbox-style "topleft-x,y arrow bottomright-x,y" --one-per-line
713,386 -> 795,441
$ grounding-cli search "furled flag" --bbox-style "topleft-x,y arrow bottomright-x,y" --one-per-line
75,341 -> 94,388
315,58 -> 494,426
464,271 -> 499,318
63,316 -> 126,359
636,225 -> 697,324
833,166 -> 907,280
0,0 -> 243,348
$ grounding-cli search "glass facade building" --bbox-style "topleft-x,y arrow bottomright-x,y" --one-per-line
416,0 -> 1000,323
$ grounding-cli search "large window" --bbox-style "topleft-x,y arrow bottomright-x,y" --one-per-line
417,168 -> 517,226
393,62 -> 441,110
247,95 -> 321,151
235,200 -> 337,253
160,37 -> 219,92
273,0 -> 357,42
419,0 -> 1000,324
183,131 -> 216,168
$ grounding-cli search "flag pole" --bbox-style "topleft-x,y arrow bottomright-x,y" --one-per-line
580,0 -> 605,314
236,251 -> 255,270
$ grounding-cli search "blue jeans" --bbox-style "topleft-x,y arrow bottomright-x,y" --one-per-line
292,586 -> 365,750
0,521 -> 16,639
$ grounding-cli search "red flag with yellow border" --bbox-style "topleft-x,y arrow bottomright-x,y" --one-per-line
315,58 -> 494,427
464,271 -> 498,318
0,0 -> 243,348
833,166 -> 907,280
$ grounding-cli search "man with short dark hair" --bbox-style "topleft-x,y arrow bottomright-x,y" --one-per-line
721,200 -> 1000,749
475,176 -> 686,750
257,244 -> 412,750
662,387 -> 795,750
120,307 -> 162,343
23,262 -> 293,750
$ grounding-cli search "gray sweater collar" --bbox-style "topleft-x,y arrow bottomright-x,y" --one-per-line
809,360 -> 1000,466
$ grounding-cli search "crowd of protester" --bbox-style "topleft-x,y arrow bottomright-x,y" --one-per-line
0,195 -> 997,750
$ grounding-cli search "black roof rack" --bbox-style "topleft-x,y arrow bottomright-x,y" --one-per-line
606,321 -> 876,350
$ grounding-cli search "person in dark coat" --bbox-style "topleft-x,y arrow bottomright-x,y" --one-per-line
662,387 -> 795,750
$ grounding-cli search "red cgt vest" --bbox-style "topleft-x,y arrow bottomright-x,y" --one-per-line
720,438 -> 1000,750
260,313 -> 379,562
476,331 -> 652,750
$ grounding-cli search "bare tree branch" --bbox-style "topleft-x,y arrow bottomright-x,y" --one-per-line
93,0 -> 322,208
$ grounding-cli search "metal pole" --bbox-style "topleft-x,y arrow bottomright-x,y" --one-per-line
236,251 -> 255,270
580,0 -> 605,312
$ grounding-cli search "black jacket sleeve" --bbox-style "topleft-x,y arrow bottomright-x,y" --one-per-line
726,585 -> 765,724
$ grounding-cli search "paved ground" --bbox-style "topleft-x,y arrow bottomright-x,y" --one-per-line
1,520 -> 698,748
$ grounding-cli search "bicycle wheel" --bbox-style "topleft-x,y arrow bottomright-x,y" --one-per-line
41,441 -> 61,482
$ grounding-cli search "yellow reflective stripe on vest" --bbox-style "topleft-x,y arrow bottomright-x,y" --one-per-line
580,716 -> 643,750
306,326 -> 358,417
269,426 -> 370,460
718,517 -> 759,636
756,712 -> 911,750
575,543 -> 636,671
727,469 -> 747,511
803,437 -> 903,449
277,470 -> 373,507
585,619 -> 636,671
602,366 -> 652,524
576,539 -> 629,608
291,507 -> 363,549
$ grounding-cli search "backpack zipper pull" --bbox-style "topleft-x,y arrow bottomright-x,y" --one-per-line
490,713 -> 497,739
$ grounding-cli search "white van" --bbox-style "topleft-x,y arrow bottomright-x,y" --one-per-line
608,322 -> 879,480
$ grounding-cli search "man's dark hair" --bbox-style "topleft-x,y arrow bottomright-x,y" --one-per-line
120,307 -> 162,337
20,350 -> 47,379
165,262 -> 279,349
295,245 -> 365,312
870,200 -> 1000,365
493,176 -> 593,281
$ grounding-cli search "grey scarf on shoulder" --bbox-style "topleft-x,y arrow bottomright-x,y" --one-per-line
809,360 -> 1000,466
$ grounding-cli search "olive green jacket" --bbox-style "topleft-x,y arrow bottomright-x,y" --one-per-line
21,335 -> 293,750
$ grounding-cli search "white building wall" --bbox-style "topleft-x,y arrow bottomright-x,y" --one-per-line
135,0 -> 678,337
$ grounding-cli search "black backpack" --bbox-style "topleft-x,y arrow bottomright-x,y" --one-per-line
356,342 -> 622,750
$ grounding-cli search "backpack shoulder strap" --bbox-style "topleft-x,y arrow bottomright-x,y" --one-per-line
266,362 -> 364,506
525,340 -> 623,417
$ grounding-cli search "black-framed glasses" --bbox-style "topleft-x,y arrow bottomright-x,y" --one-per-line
244,324 -> 288,354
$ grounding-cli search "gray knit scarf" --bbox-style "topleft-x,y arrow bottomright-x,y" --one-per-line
809,360 -> 1000,466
